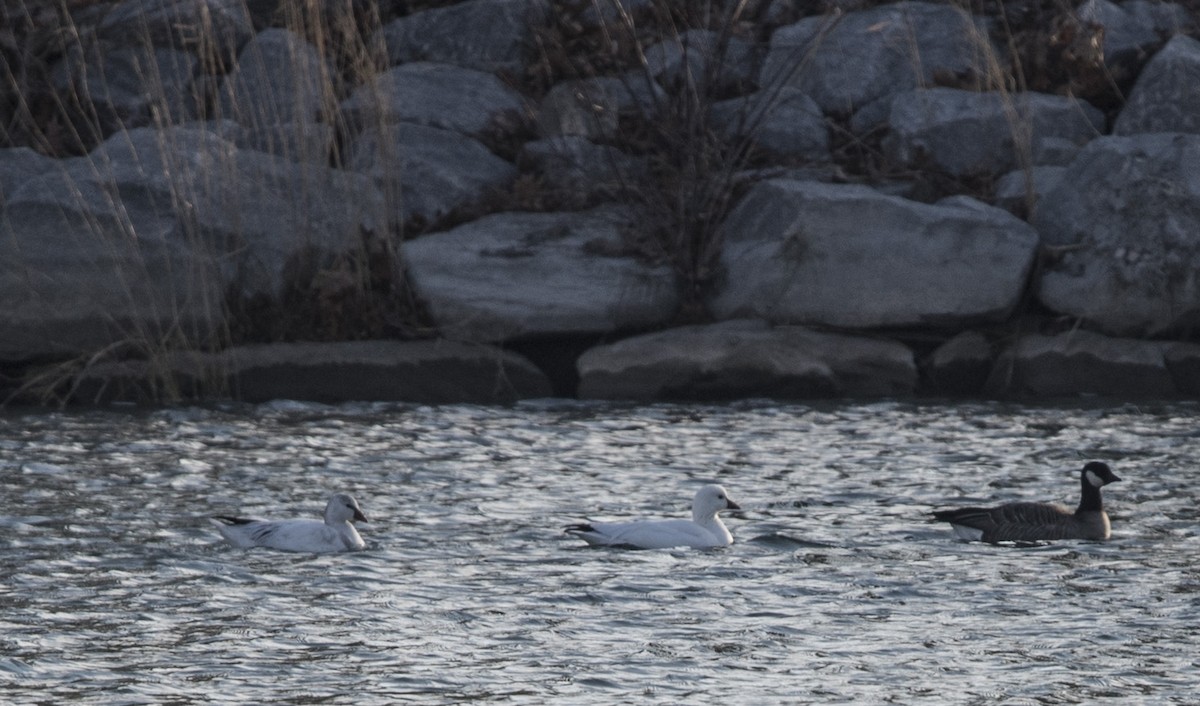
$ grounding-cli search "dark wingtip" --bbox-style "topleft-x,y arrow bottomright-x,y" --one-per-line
564,523 -> 593,534
212,515 -> 253,526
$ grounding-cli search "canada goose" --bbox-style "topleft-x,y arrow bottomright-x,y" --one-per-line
566,484 -> 741,549
212,493 -> 368,552
931,461 -> 1121,542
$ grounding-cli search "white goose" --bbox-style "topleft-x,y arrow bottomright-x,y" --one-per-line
212,493 -> 368,553
566,484 -> 740,549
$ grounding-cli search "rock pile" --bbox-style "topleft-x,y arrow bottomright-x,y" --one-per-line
2,0 -> 1199,403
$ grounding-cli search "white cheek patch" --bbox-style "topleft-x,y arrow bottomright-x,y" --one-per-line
1085,470 -> 1104,487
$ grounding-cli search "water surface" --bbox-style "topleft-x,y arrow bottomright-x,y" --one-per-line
2,400 -> 1197,703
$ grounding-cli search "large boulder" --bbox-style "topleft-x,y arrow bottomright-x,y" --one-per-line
347,122 -> 516,226
1114,34 -> 1200,136
0,149 -> 225,360
882,88 -> 1104,176
400,207 -> 679,342
0,126 -> 385,361
711,180 -> 1039,329
761,2 -> 995,114
577,319 -> 917,400
986,330 -> 1176,398
376,0 -> 549,73
1034,133 -> 1200,336
340,62 -> 529,140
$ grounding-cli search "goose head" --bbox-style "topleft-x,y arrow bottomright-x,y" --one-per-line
1082,461 -> 1121,488
325,493 -> 368,525
693,484 -> 740,522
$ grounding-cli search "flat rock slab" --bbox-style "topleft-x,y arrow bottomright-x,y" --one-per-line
401,207 -> 680,342
986,330 -> 1177,398
1035,133 -> 1200,336
71,340 -> 552,404
577,319 -> 916,400
712,180 -> 1039,328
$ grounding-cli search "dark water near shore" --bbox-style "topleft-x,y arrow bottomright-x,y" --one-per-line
2,400 -> 1198,704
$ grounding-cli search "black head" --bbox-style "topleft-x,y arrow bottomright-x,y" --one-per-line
1082,461 -> 1121,487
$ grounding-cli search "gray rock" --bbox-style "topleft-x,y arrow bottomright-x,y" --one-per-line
347,122 -> 516,226
518,136 -> 645,205
1164,341 -> 1200,395
376,0 -> 549,73
71,340 -> 553,404
1124,0 -> 1193,36
0,143 -> 226,361
536,75 -> 662,140
710,87 -> 830,162
52,41 -> 198,130
644,29 -> 759,91
1078,0 -> 1189,65
924,331 -> 993,395
0,126 -> 386,360
401,207 -> 679,342
986,330 -> 1176,398
1034,133 -> 1200,336
0,147 -> 60,212
97,0 -> 253,60
577,319 -> 917,400
883,88 -> 1104,176
87,126 -> 382,300
712,180 -> 1039,328
762,2 -> 995,114
341,62 -> 529,139
1114,34 -> 1200,135
993,166 -> 1067,216
214,29 -> 336,129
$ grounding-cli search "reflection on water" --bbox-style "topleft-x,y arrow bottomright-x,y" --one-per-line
2,400 -> 1198,703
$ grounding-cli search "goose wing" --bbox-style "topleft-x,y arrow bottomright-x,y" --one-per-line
213,517 -> 362,552
567,518 -> 722,549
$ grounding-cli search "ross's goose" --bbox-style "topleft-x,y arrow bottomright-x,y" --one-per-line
566,484 -> 741,549
212,493 -> 368,552
931,461 -> 1121,542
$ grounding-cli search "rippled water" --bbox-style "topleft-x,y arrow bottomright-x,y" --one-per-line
2,400 -> 1198,703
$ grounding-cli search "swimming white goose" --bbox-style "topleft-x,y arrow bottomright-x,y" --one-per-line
931,461 -> 1121,542
565,484 -> 740,549
211,493 -> 368,552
